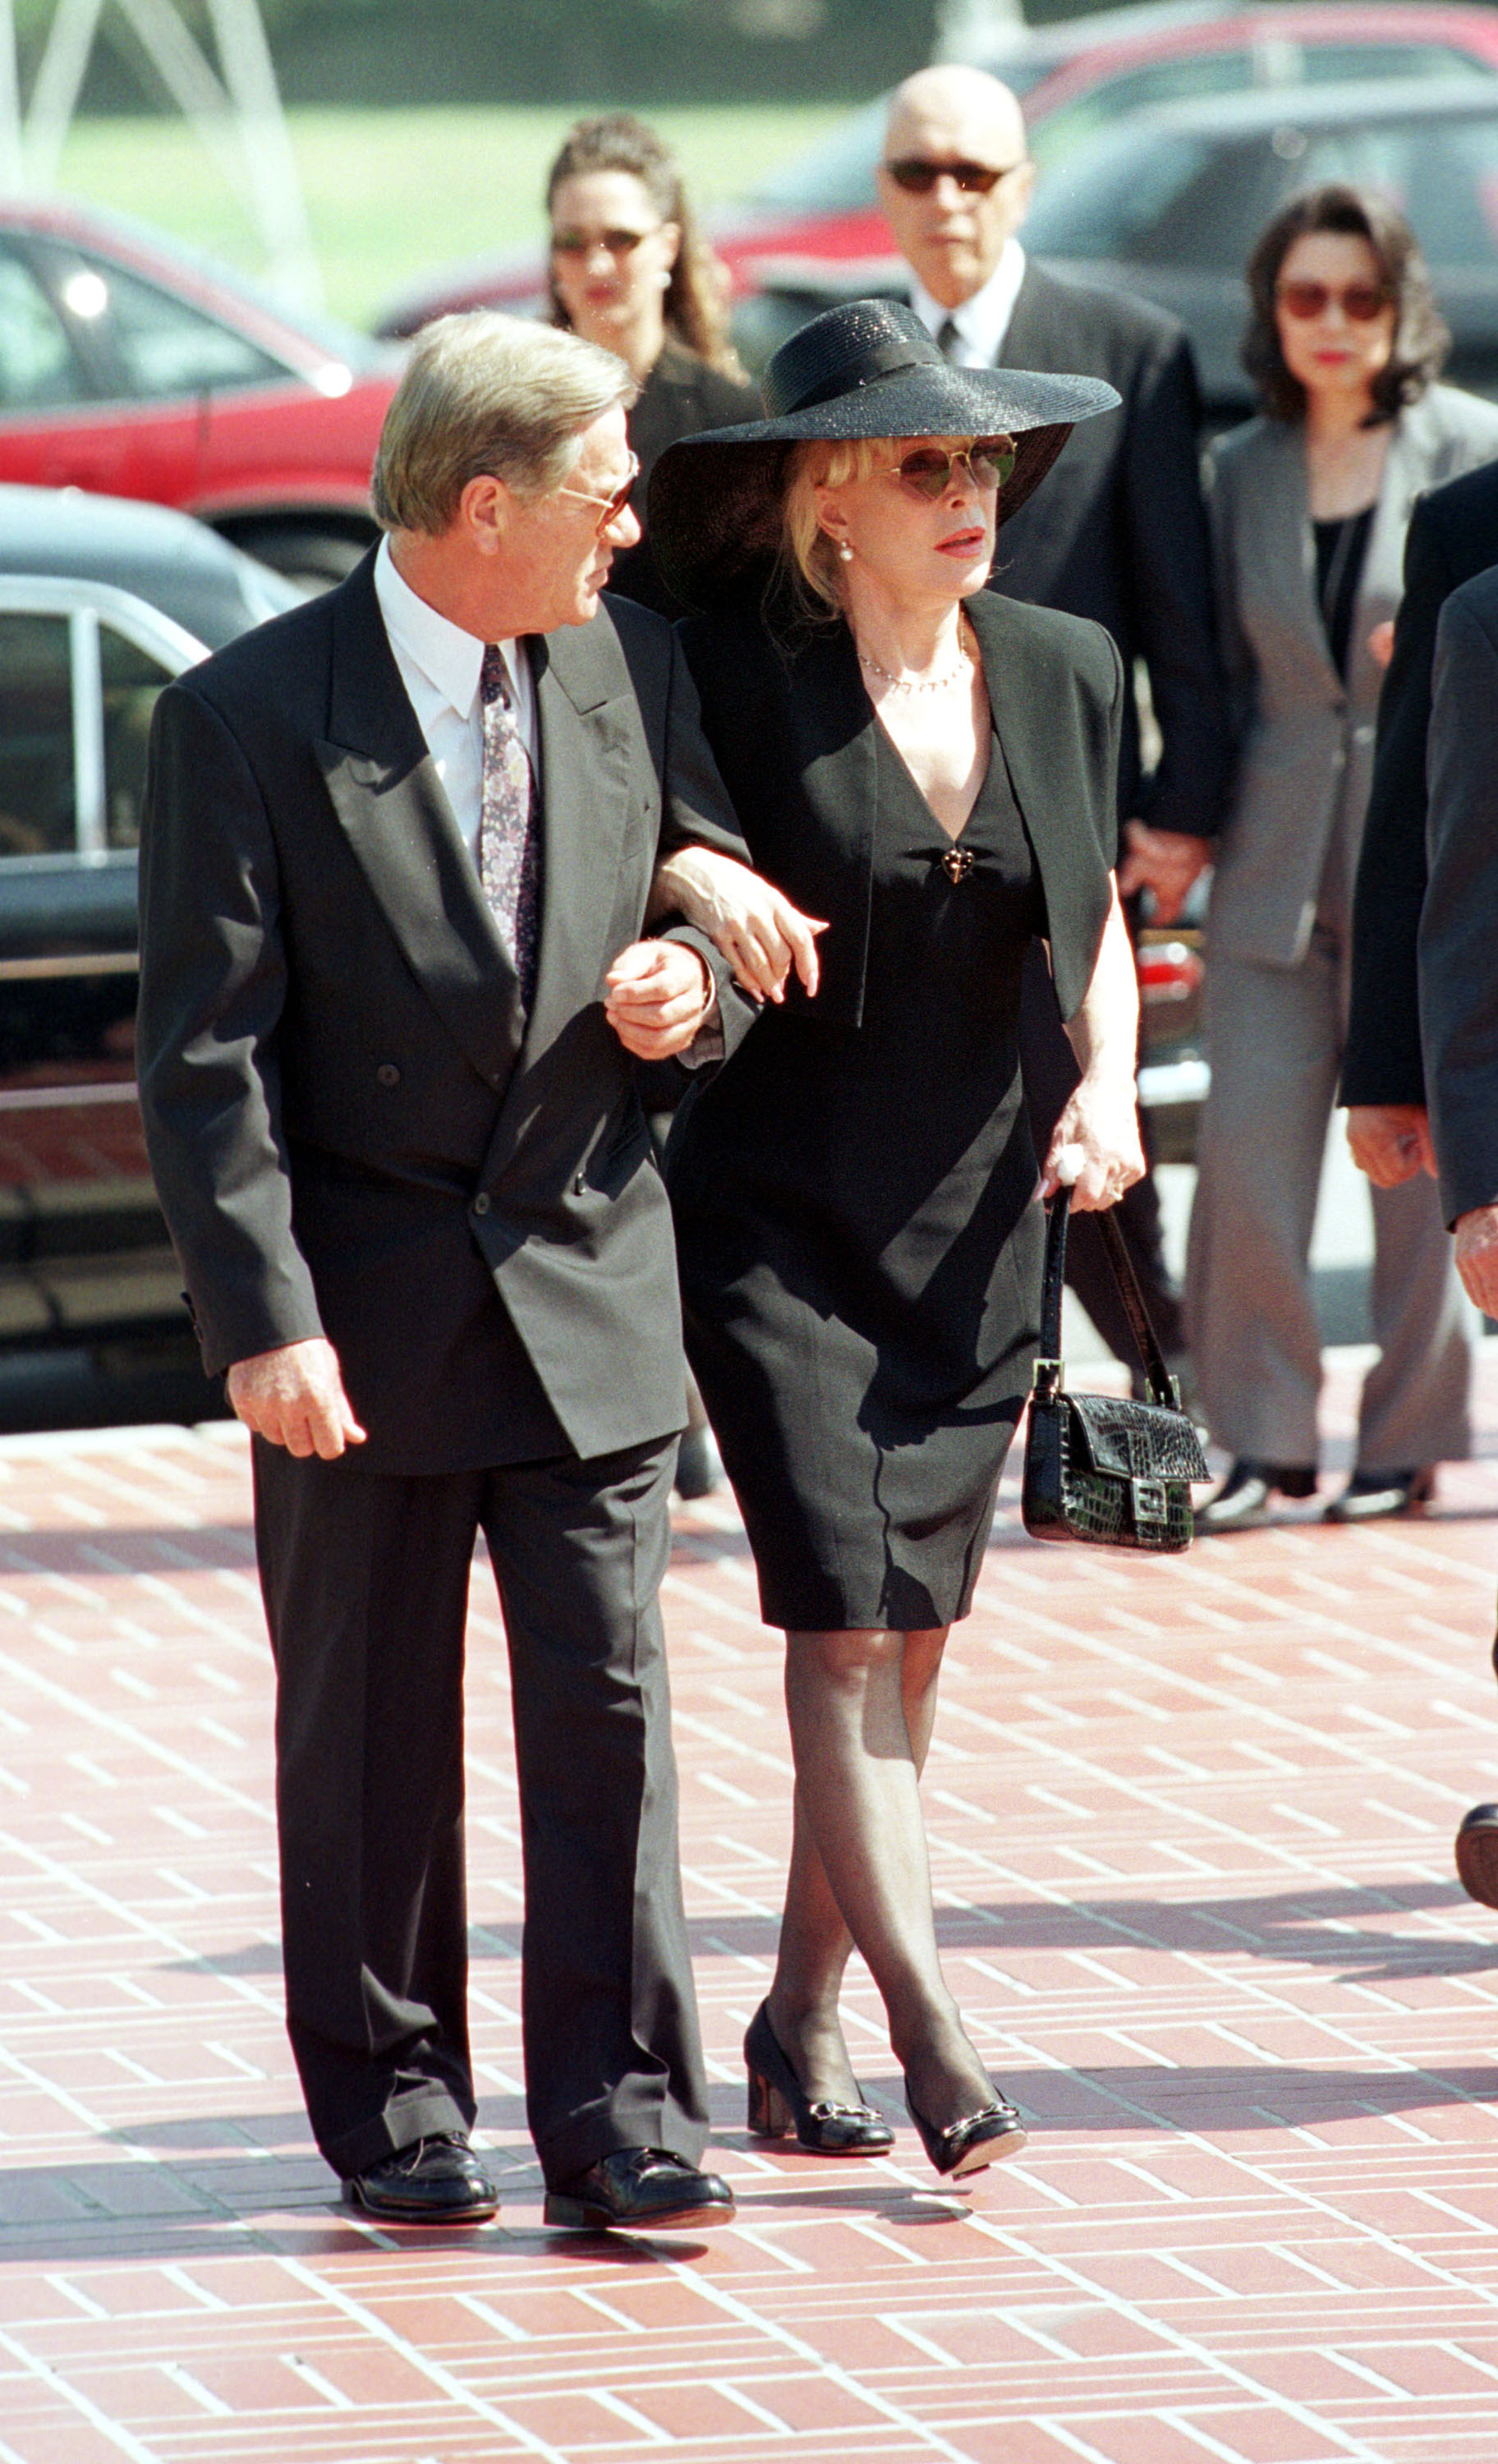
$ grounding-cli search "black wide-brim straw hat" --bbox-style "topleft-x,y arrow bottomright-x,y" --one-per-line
647,297 -> 1120,613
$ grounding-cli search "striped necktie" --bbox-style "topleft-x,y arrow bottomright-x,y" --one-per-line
478,642 -> 542,1010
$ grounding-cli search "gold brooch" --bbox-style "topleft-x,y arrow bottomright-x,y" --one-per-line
941,847 -> 975,885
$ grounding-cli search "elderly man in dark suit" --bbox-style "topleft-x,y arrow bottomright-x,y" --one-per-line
876,62 -> 1230,1375
135,311 -> 783,2234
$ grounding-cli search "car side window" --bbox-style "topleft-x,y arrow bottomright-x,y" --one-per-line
0,613 -> 76,857
57,253 -> 287,399
0,251 -> 87,411
100,627 -> 174,849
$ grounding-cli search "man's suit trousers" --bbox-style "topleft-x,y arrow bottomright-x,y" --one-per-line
1187,933 -> 1473,1471
251,1433 -> 710,2186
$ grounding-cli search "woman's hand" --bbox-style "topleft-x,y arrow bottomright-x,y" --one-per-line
1041,1075 -> 1146,1211
1040,879 -> 1146,1208
648,846 -> 826,1003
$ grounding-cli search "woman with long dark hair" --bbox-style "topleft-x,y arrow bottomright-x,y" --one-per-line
545,113 -> 756,617
1189,183 -> 1498,1529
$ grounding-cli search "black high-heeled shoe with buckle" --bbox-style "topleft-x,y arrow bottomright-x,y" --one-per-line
903,2080 -> 1028,2178
744,2002 -> 894,2156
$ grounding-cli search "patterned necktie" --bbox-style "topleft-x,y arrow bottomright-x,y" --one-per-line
478,642 -> 541,1011
936,315 -> 962,363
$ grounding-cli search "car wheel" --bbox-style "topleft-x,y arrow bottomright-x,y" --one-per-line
220,523 -> 375,595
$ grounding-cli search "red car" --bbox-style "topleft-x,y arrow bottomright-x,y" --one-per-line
0,199 -> 402,586
374,2 -> 1498,352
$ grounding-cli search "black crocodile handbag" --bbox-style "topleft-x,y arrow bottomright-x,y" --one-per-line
1022,1187 -> 1209,1553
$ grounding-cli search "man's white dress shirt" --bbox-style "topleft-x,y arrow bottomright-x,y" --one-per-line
911,239 -> 1027,371
374,534 -> 535,865
371,535 -> 719,1047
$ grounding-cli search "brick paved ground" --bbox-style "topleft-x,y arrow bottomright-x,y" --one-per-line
4,1349 -> 1498,2463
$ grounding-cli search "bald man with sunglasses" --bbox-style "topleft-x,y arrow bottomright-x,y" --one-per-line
877,65 -> 1231,1381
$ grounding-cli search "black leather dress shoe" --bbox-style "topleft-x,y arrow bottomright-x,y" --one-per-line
1455,1804 -> 1498,1908
343,2132 -> 499,2223
543,2147 -> 735,2231
1325,1467 -> 1435,1524
1198,1457 -> 1318,1532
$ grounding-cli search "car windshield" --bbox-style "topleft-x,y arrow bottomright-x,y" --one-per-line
1025,104 -> 1498,271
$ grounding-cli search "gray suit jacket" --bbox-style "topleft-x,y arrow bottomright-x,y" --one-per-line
1419,563 -> 1498,1227
1206,384 -> 1498,969
136,551 -> 748,1474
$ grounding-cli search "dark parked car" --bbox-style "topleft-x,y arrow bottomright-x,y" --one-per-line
0,200 -> 402,587
1018,77 -> 1498,414
0,487 -> 297,1427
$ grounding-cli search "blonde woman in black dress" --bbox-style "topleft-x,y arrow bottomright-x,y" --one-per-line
650,303 -> 1142,2179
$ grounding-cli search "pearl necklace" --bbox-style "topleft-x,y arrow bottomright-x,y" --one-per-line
857,618 -> 973,695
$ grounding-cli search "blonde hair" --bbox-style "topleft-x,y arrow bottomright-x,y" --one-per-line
777,436 -> 887,618
372,310 -> 634,536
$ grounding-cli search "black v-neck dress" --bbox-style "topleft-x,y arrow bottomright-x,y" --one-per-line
669,714 -> 1048,1632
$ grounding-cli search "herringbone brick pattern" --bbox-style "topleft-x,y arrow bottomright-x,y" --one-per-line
3,1349 -> 1498,2462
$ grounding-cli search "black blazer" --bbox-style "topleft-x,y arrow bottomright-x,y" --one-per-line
1418,563 -> 1498,1224
676,586 -> 1122,1027
609,340 -> 759,619
1342,457 -> 1498,1108
993,260 -> 1231,841
136,550 -> 747,1474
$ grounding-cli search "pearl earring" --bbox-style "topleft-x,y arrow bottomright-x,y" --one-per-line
838,541 -> 852,563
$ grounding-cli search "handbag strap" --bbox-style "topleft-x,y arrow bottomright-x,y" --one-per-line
1036,1185 -> 1179,1408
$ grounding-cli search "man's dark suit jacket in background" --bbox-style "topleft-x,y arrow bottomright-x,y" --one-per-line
1343,457 -> 1498,1110
994,259 -> 1232,1368
996,260 -> 1231,844
137,550 -> 747,2192
1418,563 -> 1498,1227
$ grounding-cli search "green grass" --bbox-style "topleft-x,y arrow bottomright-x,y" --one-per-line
46,103 -> 854,329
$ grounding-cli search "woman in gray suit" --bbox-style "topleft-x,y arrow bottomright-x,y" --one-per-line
1188,184 -> 1498,1529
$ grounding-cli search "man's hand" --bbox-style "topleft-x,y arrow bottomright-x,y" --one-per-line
1345,1103 -> 1436,1188
604,940 -> 715,1060
227,1337 -> 366,1460
1454,1203 -> 1498,1317
1116,821 -> 1212,926
648,846 -> 826,1002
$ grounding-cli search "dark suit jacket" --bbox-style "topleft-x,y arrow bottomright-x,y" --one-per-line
676,586 -> 1122,1027
1418,564 -> 1498,1225
991,260 -> 1231,840
1342,457 -> 1498,1108
136,550 -> 747,1475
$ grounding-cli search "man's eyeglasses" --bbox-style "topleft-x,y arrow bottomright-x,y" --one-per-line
883,156 -> 1026,195
552,227 -> 660,259
880,438 -> 1018,499
1275,279 -> 1393,323
554,450 -> 641,534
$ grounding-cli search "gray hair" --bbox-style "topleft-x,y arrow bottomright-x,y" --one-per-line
371,310 -> 636,535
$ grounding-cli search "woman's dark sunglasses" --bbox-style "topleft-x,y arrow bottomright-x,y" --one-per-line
883,156 -> 1024,195
1275,279 -> 1393,322
881,439 -> 1018,499
552,227 -> 659,258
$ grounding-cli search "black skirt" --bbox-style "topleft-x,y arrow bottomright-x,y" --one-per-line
669,719 -> 1047,1630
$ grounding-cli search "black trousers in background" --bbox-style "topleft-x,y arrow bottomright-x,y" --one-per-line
1019,940 -> 1185,1368
251,1431 -> 710,2187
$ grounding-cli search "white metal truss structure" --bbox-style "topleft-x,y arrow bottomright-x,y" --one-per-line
0,0 -> 321,306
